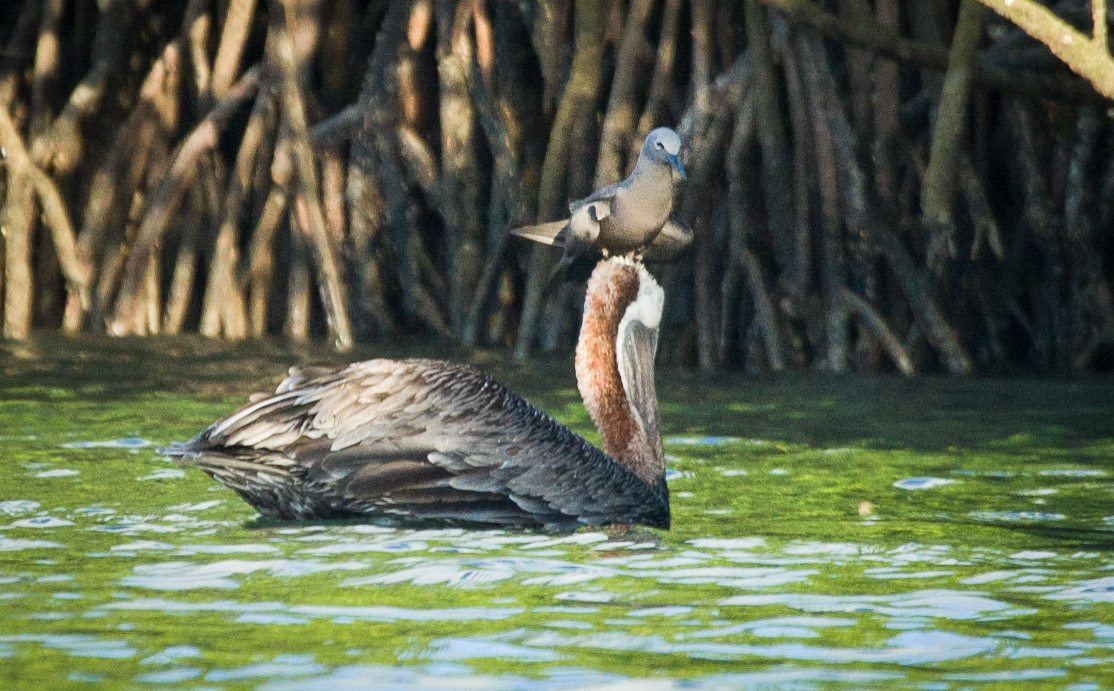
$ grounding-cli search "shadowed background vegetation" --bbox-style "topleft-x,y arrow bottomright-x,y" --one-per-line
1,0 -> 1113,374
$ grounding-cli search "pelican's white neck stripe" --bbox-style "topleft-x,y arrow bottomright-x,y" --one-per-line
616,259 -> 663,332
614,261 -> 663,436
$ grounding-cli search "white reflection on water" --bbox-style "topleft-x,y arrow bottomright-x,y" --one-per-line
968,510 -> 1067,522
108,540 -> 280,556
685,615 -> 857,640
118,559 -> 369,590
61,437 -> 153,449
0,634 -> 135,659
206,658 -> 328,682
0,500 -> 41,515
300,539 -> 430,554
110,540 -> 175,552
637,565 -> 816,587
88,514 -> 235,535
237,612 -> 310,625
140,644 -> 201,665
258,664 -> 516,691
327,551 -> 822,592
864,567 -> 956,580
945,669 -> 1067,681
1044,576 -> 1114,604
1038,468 -> 1107,478
0,537 -> 63,551
32,469 -> 80,478
720,589 -> 1034,621
893,477 -> 957,490
343,556 -> 616,589
664,436 -> 744,445
165,500 -> 224,512
424,636 -> 563,662
99,598 -> 524,623
8,516 -> 74,528
517,628 -> 998,665
553,591 -> 612,603
134,668 -> 200,683
687,537 -> 767,550
178,542 -> 281,555
136,468 -> 185,481
346,560 -> 519,588
258,664 -> 904,690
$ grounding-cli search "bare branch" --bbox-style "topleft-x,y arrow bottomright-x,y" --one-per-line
0,102 -> 88,301
922,0 -> 984,271
839,288 -> 915,375
109,64 -> 263,335
758,0 -> 1104,101
272,0 -> 353,349
974,0 -> 1114,99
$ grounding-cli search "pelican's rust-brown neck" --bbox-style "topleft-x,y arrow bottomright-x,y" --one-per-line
574,258 -> 662,485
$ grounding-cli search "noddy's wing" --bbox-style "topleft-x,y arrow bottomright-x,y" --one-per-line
517,200 -> 608,259
569,181 -> 623,214
642,220 -> 693,263
510,220 -> 570,247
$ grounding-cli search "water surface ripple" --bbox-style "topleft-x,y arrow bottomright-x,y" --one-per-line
2,342 -> 1113,688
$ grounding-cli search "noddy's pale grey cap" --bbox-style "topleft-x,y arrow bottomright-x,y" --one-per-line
644,127 -> 685,179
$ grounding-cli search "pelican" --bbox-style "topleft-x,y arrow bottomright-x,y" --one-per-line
160,257 -> 670,530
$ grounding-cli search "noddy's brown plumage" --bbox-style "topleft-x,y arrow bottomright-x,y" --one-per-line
160,257 -> 670,531
512,128 -> 690,266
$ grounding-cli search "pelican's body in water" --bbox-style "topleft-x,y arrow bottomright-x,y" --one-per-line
161,257 -> 669,530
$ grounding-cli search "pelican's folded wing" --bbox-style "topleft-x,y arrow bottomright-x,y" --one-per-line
169,359 -> 668,529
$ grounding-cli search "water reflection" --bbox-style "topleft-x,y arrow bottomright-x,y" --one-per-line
2,346 -> 1113,688
61,438 -> 153,449
4,511 -> 1114,687
101,599 -> 526,623
118,559 -> 369,590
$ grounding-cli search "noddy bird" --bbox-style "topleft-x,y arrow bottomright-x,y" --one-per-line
512,127 -> 690,271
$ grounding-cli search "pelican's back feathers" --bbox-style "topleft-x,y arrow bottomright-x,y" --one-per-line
165,359 -> 669,530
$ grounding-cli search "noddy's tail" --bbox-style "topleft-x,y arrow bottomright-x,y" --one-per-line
510,221 -> 568,247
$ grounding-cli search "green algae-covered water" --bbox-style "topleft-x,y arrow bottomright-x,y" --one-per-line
2,336 -> 1113,689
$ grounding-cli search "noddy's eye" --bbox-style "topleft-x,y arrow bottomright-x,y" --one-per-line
655,141 -> 664,150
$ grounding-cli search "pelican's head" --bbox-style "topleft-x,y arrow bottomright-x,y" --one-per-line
642,127 -> 686,180
575,257 -> 665,485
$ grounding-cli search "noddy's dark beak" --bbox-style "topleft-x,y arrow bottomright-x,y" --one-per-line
668,154 -> 686,180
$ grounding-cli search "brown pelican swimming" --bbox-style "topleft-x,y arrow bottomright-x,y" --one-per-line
161,257 -> 669,531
